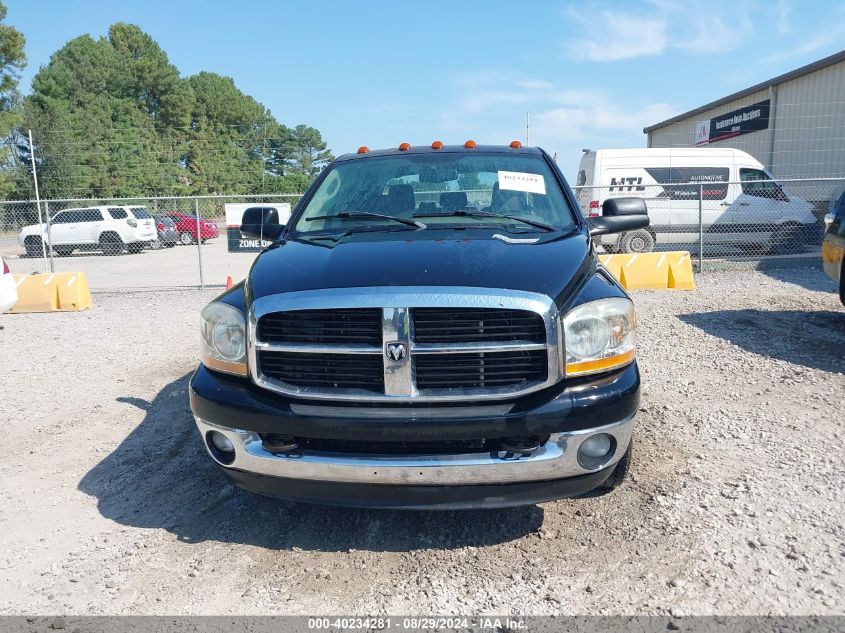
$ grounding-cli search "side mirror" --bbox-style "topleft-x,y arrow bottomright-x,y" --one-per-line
589,197 -> 650,236
240,206 -> 285,241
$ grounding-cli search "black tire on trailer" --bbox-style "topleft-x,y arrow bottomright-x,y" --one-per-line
99,232 -> 124,256
619,229 -> 654,253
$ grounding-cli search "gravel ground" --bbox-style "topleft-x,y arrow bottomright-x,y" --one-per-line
0,267 -> 842,616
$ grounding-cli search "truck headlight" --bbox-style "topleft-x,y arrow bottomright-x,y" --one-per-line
200,302 -> 247,376
563,297 -> 636,377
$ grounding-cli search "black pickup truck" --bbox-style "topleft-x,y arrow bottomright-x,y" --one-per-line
189,141 -> 650,509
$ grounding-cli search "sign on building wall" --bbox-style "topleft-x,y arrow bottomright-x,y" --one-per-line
695,99 -> 770,145
224,202 -> 291,252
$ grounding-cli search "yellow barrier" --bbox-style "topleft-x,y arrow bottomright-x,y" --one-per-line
10,272 -> 92,313
599,251 -> 695,291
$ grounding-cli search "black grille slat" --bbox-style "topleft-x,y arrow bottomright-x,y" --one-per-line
258,309 -> 382,345
415,350 -> 547,389
259,351 -> 384,391
411,308 -> 545,343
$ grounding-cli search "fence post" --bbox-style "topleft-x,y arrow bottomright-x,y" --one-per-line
195,198 -> 205,290
45,200 -> 55,273
698,184 -> 704,273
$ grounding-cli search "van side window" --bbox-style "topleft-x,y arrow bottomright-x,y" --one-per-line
740,168 -> 788,201
644,167 -> 729,200
108,207 -> 128,219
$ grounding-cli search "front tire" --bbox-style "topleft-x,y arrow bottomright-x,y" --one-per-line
770,222 -> 803,255
179,231 -> 195,245
619,230 -> 654,253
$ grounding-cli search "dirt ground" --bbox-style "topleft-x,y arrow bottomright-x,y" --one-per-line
0,266 -> 842,616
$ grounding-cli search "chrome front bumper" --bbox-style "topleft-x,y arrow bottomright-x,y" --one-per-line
193,415 -> 635,486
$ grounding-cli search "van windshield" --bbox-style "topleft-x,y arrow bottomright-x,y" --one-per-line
291,152 -> 576,236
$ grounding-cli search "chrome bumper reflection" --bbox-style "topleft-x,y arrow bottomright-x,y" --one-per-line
194,416 -> 635,486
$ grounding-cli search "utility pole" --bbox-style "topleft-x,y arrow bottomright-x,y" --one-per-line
27,129 -> 49,271
526,112 -> 531,146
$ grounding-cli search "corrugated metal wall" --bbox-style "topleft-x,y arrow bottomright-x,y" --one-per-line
647,60 -> 845,180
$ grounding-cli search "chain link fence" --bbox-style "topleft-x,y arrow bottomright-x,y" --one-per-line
573,177 -> 842,269
0,178 -> 840,292
0,194 -> 302,291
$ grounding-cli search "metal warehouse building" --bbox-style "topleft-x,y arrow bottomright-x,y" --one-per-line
643,50 -> 845,181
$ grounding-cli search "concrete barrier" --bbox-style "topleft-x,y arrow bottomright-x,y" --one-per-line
10,272 -> 92,313
599,251 -> 695,291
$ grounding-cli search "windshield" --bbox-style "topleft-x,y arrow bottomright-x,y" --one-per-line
291,152 -> 576,235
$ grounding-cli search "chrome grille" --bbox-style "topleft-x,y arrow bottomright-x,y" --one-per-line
249,287 -> 561,402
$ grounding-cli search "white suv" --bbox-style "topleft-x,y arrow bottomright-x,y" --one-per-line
18,205 -> 157,256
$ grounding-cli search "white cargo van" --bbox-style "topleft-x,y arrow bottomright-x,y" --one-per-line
576,148 -> 817,254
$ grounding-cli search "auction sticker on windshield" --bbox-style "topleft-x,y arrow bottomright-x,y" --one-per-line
498,170 -> 546,195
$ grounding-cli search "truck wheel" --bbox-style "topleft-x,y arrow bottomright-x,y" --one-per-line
179,231 -> 195,245
619,230 -> 654,253
770,222 -> 803,255
100,233 -> 124,256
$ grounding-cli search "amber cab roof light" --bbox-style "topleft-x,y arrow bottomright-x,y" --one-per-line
510,140 -> 522,148
464,139 -> 477,148
399,142 -> 411,151
431,140 -> 444,149
357,146 -> 369,154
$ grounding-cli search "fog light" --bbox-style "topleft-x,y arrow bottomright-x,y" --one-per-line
579,433 -> 612,458
577,433 -> 616,470
210,431 -> 234,453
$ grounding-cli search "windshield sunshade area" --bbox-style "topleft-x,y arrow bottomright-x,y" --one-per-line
291,152 -> 577,236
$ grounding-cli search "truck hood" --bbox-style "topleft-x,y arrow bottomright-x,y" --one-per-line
246,232 -> 593,305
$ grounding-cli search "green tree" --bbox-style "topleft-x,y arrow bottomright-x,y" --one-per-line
14,23 -> 330,199
269,124 -> 333,176
0,1 -> 26,197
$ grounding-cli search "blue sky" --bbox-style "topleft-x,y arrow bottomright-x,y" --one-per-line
5,0 -> 844,178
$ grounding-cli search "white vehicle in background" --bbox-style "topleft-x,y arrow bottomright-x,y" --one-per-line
0,255 -> 17,312
17,205 -> 157,257
576,148 -> 818,254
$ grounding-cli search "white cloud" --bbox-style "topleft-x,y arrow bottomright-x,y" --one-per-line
440,72 -> 679,176
565,1 -> 756,62
763,20 -> 845,62
777,0 -> 792,36
566,12 -> 667,62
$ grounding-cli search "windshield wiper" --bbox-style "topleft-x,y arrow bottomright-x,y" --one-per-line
304,211 -> 426,229
412,209 -> 556,232
300,224 -> 420,243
